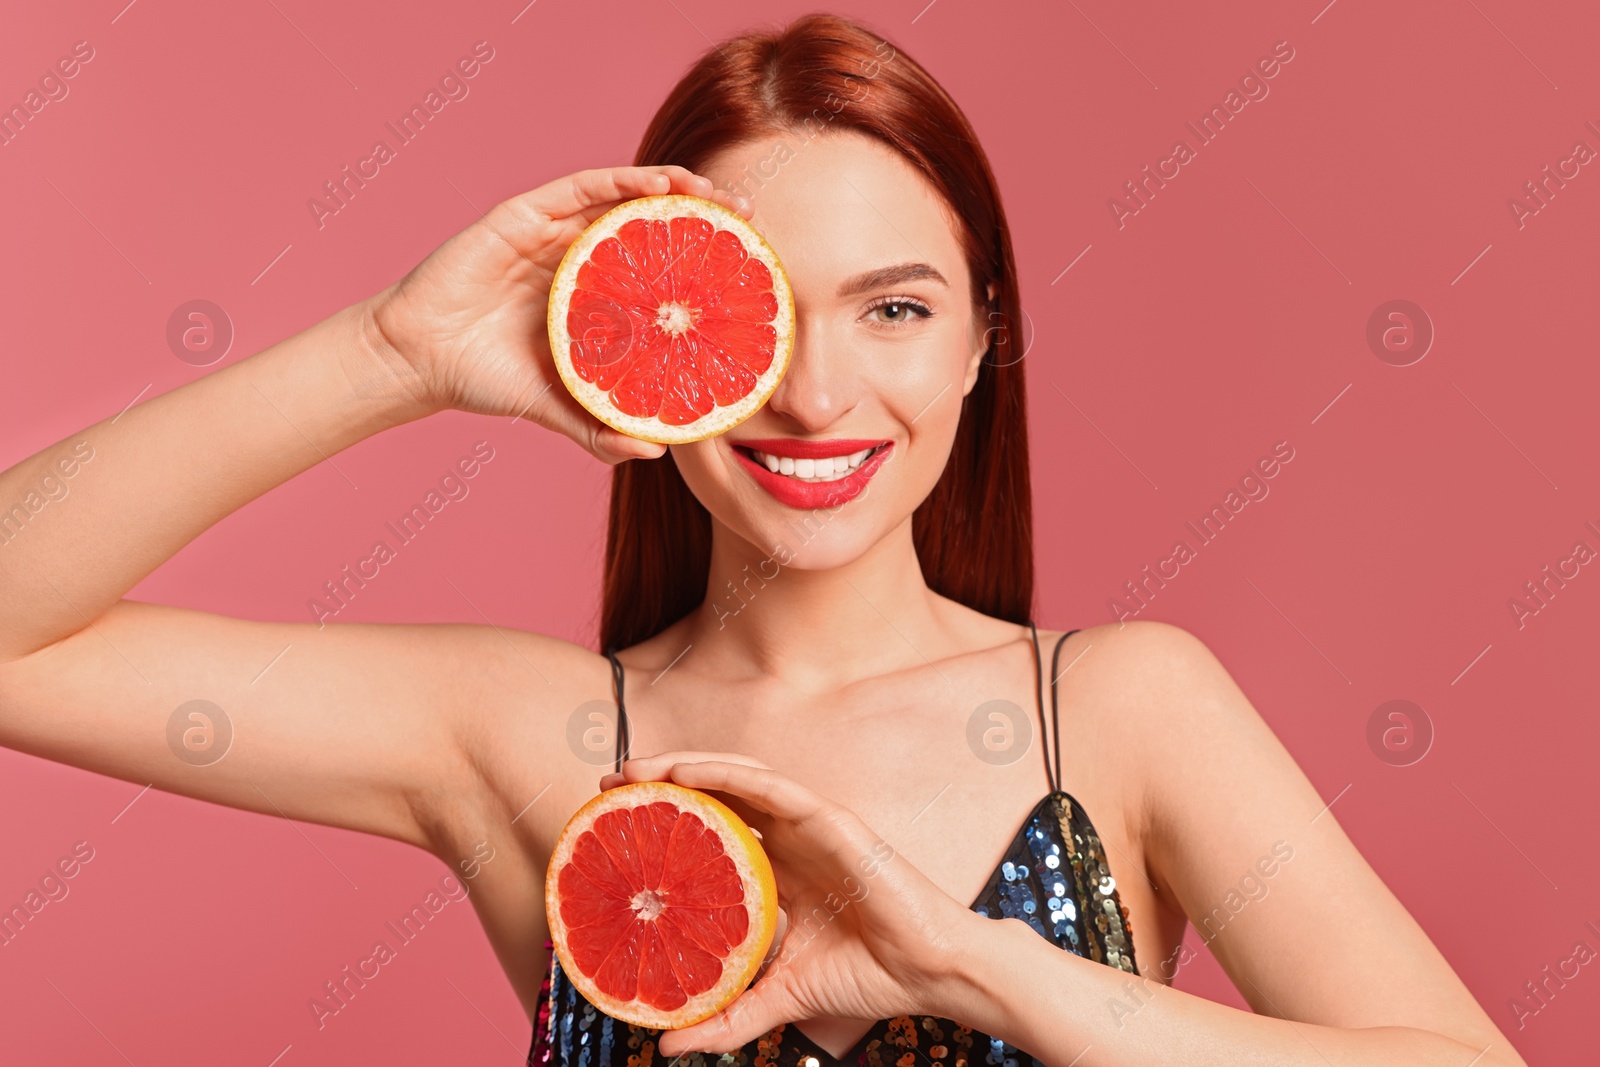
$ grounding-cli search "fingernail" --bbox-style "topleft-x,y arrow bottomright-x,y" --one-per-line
736,194 -> 752,212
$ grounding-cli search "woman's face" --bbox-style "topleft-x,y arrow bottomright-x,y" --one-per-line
671,129 -> 989,570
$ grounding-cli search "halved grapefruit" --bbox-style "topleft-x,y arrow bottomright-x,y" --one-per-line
544,780 -> 779,1029
547,194 -> 795,443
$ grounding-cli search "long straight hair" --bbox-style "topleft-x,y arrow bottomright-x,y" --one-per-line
600,12 -> 1033,652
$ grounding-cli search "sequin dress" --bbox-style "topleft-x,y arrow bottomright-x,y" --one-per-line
530,622 -> 1139,1067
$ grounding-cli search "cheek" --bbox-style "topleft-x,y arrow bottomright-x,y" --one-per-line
869,356 -> 967,505
899,391 -> 962,486
871,315 -> 975,403
881,320 -> 976,434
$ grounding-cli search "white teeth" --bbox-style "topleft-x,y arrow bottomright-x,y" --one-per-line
746,445 -> 880,483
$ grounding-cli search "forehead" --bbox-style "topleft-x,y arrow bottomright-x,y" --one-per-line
698,129 -> 969,300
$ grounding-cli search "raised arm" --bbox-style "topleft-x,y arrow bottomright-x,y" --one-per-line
0,165 -> 748,852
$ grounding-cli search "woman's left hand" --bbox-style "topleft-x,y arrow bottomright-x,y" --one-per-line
597,753 -> 979,1057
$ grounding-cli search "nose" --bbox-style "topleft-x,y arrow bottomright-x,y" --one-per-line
761,315 -> 856,432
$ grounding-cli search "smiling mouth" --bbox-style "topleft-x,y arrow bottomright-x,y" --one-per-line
732,444 -> 888,482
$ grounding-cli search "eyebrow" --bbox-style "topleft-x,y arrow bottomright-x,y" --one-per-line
835,262 -> 949,298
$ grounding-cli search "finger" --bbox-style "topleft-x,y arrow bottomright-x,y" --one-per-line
562,182 -> 751,236
595,427 -> 666,463
526,165 -> 713,223
656,974 -> 801,1058
663,759 -> 831,825
702,184 -> 754,220
552,166 -> 672,217
749,907 -> 790,984
510,377 -> 663,464
494,166 -> 749,259
602,754 -> 789,836
615,752 -> 776,780
481,166 -> 685,258
600,752 -> 773,795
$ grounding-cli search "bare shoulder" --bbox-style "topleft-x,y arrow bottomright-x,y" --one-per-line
1047,621 -> 1296,828
1058,619 -> 1327,869
1051,620 -> 1257,736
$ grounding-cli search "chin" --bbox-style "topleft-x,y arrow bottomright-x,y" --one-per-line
765,523 -> 882,570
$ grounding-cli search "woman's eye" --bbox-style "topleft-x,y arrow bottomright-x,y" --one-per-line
865,299 -> 932,326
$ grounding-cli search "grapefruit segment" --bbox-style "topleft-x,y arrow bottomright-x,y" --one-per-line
659,335 -> 715,426
698,227 -> 751,302
700,318 -> 777,373
566,290 -> 636,380
700,338 -> 760,406
545,780 -> 779,1029
548,194 -> 795,443
668,216 -> 714,300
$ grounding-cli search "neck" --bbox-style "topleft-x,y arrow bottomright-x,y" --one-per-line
680,511 -> 950,691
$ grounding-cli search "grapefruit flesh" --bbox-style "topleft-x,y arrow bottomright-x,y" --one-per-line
545,781 -> 779,1029
547,194 -> 795,444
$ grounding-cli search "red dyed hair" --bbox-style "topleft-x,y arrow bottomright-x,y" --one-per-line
600,12 -> 1032,652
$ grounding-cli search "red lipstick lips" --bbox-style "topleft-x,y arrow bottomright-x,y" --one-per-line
729,438 -> 893,509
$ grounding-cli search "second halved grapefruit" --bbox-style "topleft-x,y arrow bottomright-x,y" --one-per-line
544,780 -> 779,1030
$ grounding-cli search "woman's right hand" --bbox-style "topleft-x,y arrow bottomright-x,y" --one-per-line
355,165 -> 751,464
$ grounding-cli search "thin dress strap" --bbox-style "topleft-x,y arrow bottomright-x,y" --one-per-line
1025,620 -> 1055,794
1048,628 -> 1080,795
604,647 -> 629,774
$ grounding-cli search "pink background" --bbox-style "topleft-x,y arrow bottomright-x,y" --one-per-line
2,0 -> 1596,1062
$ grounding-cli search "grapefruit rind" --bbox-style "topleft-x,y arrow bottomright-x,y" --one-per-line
546,194 -> 795,445
544,780 -> 780,1031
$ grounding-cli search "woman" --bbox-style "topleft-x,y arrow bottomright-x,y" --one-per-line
0,12 -> 1523,1067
